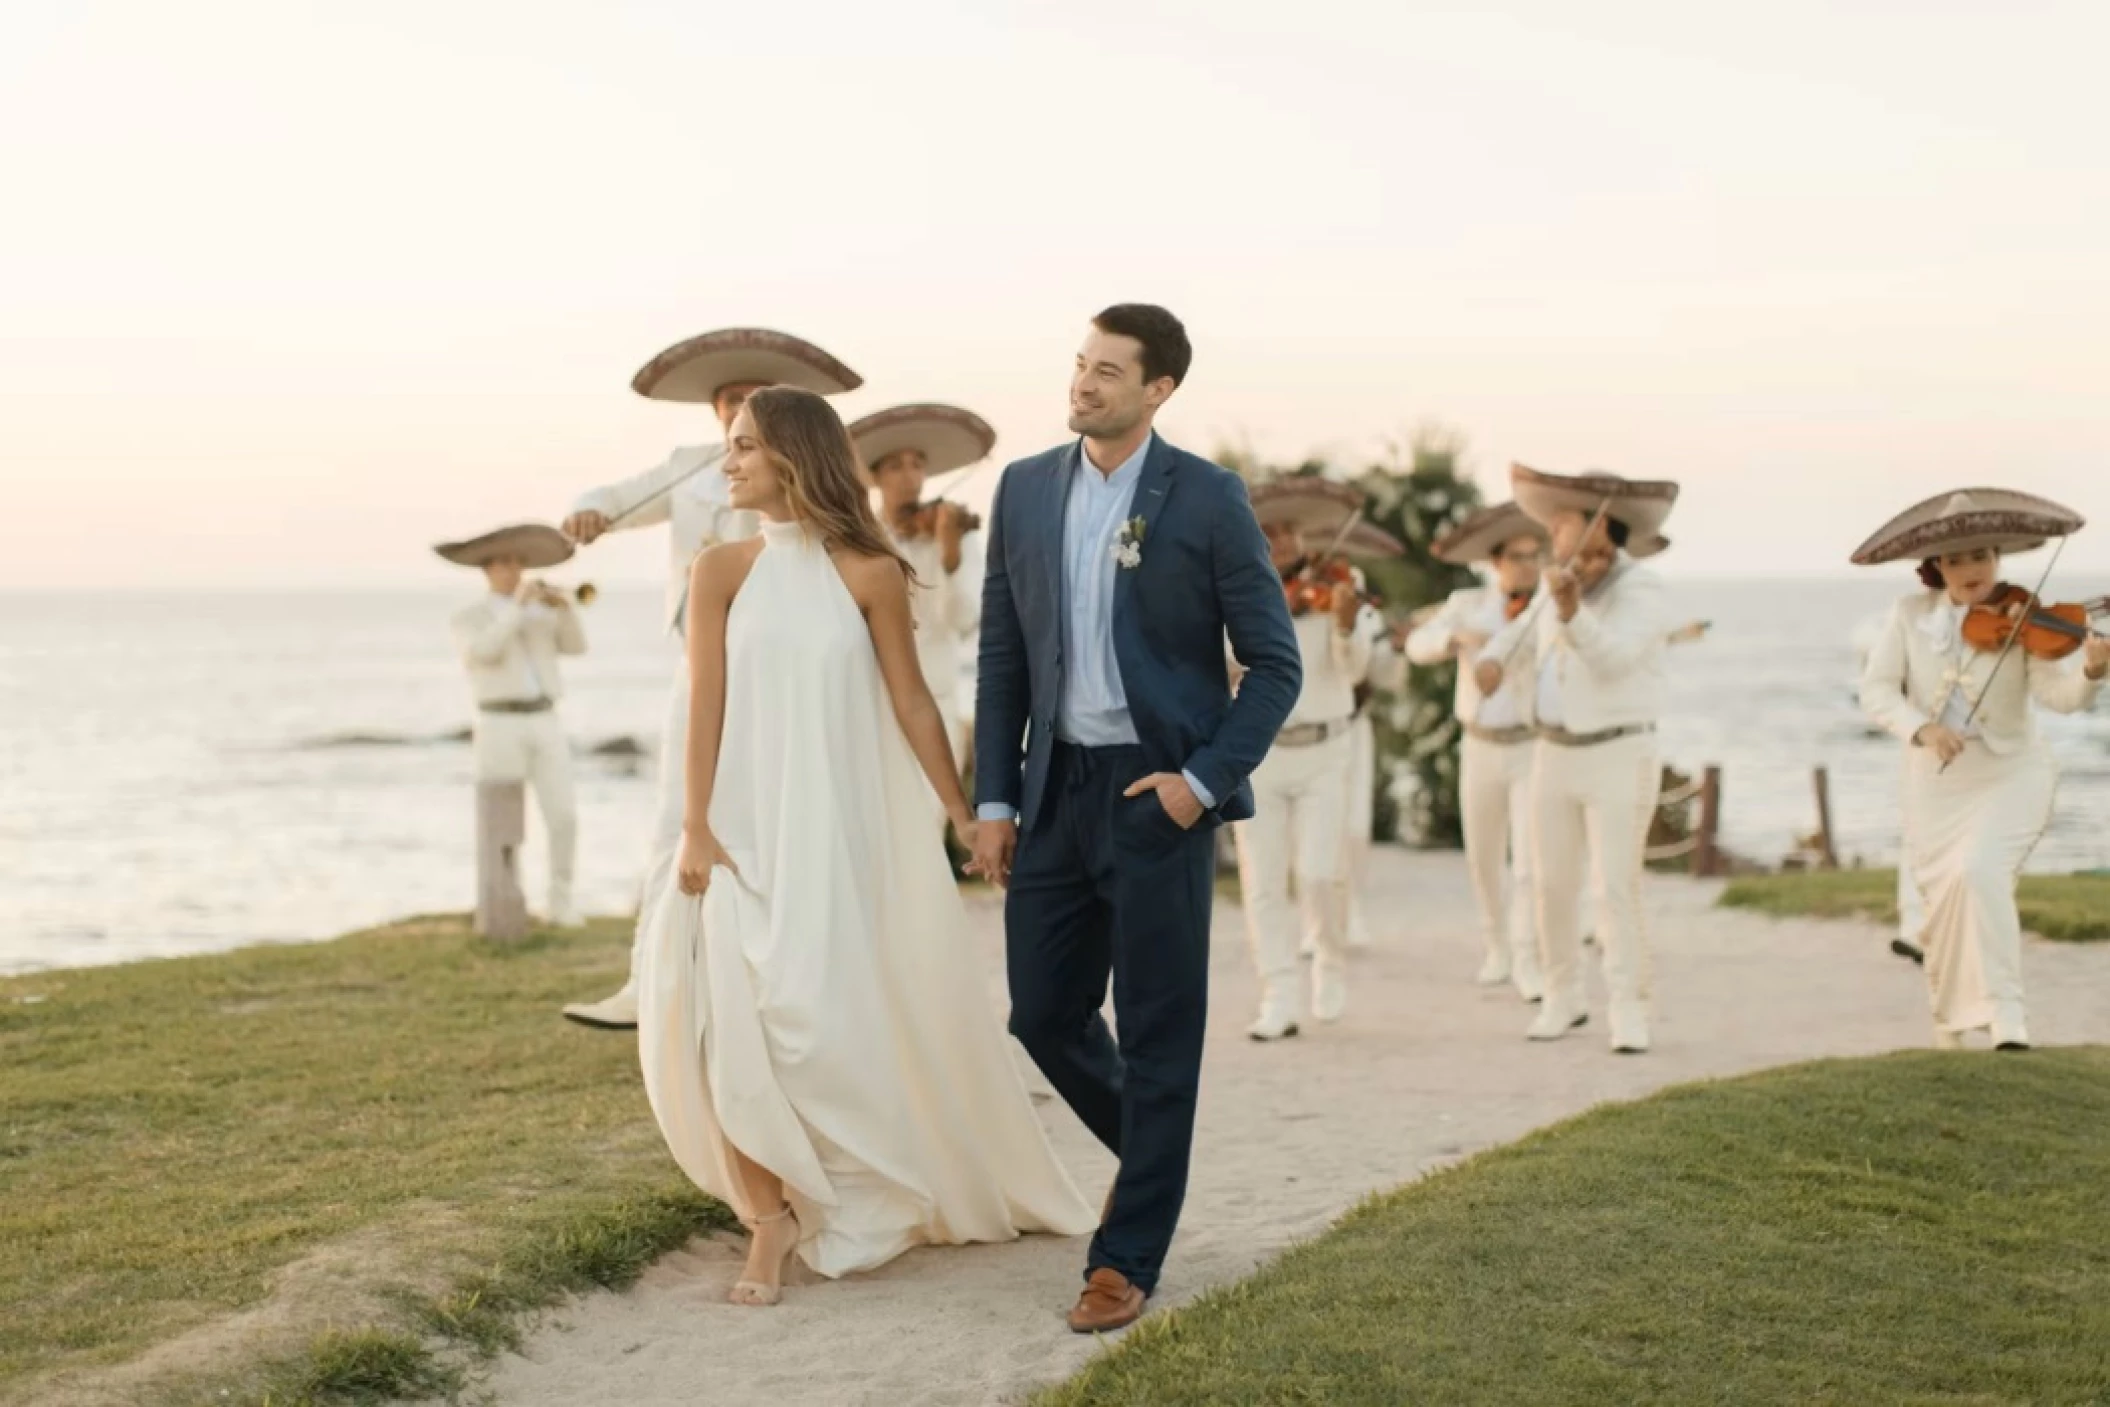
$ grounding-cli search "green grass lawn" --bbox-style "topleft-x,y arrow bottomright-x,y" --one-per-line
1040,1049 -> 2110,1406
0,916 -> 732,1407
1719,868 -> 2110,942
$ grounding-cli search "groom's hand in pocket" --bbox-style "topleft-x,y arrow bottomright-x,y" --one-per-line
1125,773 -> 1203,830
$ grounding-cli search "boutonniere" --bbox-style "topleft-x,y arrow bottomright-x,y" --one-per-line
1112,515 -> 1146,570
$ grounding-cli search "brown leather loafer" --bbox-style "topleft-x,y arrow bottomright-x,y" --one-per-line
1067,1267 -> 1147,1334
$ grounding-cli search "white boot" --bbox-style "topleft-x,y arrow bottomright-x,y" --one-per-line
1608,999 -> 1651,1054
1527,994 -> 1588,1041
562,984 -> 638,1030
1992,1004 -> 2031,1051
1248,982 -> 1301,1042
1510,944 -> 1545,1004
1475,950 -> 1512,986
1312,960 -> 1347,1024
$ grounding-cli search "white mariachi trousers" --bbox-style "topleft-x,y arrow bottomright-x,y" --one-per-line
1461,732 -> 1538,984
472,708 -> 578,918
614,656 -> 692,999
1236,731 -> 1353,1004
1901,738 -> 2055,1036
1528,731 -> 1658,1015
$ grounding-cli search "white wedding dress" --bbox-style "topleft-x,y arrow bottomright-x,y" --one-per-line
637,520 -> 1095,1278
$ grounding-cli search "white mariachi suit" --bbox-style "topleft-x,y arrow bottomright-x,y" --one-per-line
1482,557 -> 1668,1047
885,524 -> 980,761
570,444 -> 758,1000
451,592 -> 588,921
1859,590 -> 2100,1044
1408,585 -> 1542,998
1234,605 -> 1373,1022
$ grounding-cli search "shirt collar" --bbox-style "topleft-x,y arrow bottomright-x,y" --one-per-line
1077,433 -> 1152,486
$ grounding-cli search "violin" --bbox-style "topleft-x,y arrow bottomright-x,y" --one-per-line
1284,558 -> 1380,617
896,500 -> 981,538
1960,584 -> 2110,661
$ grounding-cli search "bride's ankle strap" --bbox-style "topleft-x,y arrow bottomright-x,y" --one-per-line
744,1203 -> 794,1228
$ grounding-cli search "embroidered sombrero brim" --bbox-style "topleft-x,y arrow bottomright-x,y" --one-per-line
1248,477 -> 1367,543
1431,501 -> 1548,565
848,403 -> 997,478
1849,487 -> 2084,566
433,523 -> 574,570
630,328 -> 862,404
1511,463 -> 1679,556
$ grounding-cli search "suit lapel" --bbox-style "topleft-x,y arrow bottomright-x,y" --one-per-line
1114,435 -> 1177,622
1042,443 -> 1078,610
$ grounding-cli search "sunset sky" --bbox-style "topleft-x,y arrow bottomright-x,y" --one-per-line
4,0 -> 2107,588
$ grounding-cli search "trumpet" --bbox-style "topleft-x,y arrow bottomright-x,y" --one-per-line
528,580 -> 597,606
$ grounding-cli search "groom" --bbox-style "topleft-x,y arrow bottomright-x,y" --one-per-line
972,304 -> 1302,1332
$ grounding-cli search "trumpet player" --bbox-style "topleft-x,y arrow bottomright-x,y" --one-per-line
438,524 -> 590,929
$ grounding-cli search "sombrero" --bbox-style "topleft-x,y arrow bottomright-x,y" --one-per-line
848,403 -> 997,478
433,523 -> 574,570
1849,487 -> 2084,566
1248,477 -> 1367,542
1511,463 -> 1678,558
630,328 -> 862,404
1431,501 -> 1548,565
1342,520 -> 1407,560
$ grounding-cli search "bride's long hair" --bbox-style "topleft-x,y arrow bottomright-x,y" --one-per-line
745,386 -> 918,584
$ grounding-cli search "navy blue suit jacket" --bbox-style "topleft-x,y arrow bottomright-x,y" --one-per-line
973,436 -> 1302,834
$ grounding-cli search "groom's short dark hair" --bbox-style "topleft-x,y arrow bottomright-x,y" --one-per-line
1093,304 -> 1191,388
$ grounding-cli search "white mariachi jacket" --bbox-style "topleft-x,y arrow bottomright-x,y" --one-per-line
1858,589 -> 2101,755
451,595 -> 587,705
1407,584 -> 1532,727
569,443 -> 758,633
1478,558 -> 1669,734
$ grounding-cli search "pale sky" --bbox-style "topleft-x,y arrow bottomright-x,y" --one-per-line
4,0 -> 2108,588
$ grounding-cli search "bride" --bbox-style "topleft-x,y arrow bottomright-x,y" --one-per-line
637,385 -> 1095,1307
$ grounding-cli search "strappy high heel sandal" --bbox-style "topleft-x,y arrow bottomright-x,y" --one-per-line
729,1204 -> 798,1307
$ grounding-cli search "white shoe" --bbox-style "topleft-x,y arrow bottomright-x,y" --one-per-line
1511,950 -> 1545,1004
1991,1006 -> 2031,1051
1527,999 -> 1588,1041
1475,953 -> 1512,987
1609,1001 -> 1651,1054
1248,985 -> 1301,1042
562,988 -> 639,1030
1312,963 -> 1347,1023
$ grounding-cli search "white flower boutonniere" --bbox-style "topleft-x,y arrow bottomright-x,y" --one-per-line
1112,516 -> 1147,571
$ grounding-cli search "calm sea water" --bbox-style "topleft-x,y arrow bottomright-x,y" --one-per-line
4,580 -> 2106,975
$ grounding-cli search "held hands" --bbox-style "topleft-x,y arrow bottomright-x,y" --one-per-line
1546,566 -> 1581,621
676,827 -> 736,897
1914,724 -> 1967,765
969,816 -> 1018,889
562,511 -> 610,545
1125,772 -> 1203,830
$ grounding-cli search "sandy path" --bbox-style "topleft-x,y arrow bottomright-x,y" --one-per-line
483,850 -> 2110,1407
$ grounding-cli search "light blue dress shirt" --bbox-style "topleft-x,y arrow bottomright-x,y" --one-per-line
980,435 -> 1215,822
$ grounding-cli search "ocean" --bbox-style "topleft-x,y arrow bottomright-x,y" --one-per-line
4,579 -> 2107,975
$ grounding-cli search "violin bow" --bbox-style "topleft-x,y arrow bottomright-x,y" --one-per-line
1941,536 -> 2067,774
1472,495 -> 1613,725
597,444 -> 732,530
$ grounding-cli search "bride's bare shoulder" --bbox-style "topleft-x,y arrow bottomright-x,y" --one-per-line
691,538 -> 765,602
830,545 -> 912,604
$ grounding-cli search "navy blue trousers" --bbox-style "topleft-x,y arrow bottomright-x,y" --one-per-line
1004,741 -> 1215,1295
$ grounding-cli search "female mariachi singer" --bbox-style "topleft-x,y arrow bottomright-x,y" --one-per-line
1851,489 -> 2109,1051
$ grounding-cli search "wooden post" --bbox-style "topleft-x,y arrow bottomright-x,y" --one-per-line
1812,766 -> 1840,870
476,782 -> 529,942
1693,766 -> 1723,877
